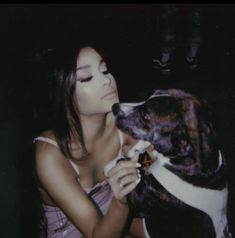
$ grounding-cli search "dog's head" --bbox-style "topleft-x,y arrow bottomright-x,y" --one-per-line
112,89 -> 219,174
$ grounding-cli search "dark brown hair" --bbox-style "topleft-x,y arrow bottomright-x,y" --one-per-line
49,42 -> 108,160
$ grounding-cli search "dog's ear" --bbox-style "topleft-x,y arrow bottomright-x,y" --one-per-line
180,96 -> 201,168
197,100 -> 219,171
182,96 -> 218,172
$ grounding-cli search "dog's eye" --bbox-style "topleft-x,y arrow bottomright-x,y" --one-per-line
144,115 -> 149,120
140,112 -> 149,121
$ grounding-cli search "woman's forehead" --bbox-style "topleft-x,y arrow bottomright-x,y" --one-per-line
77,47 -> 102,66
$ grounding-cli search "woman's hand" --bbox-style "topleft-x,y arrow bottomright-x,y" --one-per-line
107,156 -> 141,202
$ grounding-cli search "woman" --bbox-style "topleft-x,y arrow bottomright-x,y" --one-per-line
34,43 -> 145,238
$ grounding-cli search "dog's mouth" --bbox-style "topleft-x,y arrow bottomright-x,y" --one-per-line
112,103 -> 124,117
112,103 -> 137,135
115,120 -> 143,140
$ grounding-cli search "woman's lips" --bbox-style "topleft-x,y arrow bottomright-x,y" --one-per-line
101,90 -> 117,99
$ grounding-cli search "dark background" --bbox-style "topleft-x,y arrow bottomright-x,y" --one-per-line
0,4 -> 234,237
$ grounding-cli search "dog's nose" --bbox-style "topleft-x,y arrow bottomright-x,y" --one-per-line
112,103 -> 120,115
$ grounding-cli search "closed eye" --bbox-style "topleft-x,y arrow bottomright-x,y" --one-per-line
102,70 -> 110,75
78,70 -> 109,82
79,76 -> 93,82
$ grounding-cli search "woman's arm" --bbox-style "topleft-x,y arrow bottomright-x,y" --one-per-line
129,218 -> 145,238
35,142 -> 141,238
93,158 -> 141,237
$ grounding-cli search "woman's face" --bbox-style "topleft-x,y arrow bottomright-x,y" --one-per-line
75,47 -> 119,116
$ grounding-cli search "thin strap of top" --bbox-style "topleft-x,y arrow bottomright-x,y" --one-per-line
34,131 -> 123,150
33,136 -> 59,148
33,136 -> 80,175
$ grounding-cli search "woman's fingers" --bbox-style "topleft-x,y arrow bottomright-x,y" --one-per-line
108,160 -> 141,188
111,166 -> 139,181
119,172 -> 141,187
109,168 -> 140,188
108,159 -> 142,200
109,169 -> 140,187
108,159 -> 141,177
118,178 -> 141,198
109,175 -> 141,200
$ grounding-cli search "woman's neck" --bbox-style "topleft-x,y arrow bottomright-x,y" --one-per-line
79,112 -> 112,149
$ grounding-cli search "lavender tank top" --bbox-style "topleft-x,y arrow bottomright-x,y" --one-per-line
34,131 -> 124,238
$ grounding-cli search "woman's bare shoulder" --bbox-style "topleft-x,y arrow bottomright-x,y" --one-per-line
35,131 -> 78,184
35,129 -> 66,165
34,129 -> 59,156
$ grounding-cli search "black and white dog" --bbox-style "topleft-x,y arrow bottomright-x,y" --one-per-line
111,89 -> 231,238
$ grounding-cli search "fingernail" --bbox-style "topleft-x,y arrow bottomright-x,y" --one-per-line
136,162 -> 142,168
137,169 -> 141,178
135,178 -> 141,184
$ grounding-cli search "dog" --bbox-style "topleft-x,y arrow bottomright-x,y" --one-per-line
111,89 -> 231,238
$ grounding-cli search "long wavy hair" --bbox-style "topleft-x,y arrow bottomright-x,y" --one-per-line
49,42 -> 108,160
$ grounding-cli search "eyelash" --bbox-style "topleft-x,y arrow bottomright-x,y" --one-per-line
102,69 -> 110,75
80,77 -> 92,82
79,70 -> 110,83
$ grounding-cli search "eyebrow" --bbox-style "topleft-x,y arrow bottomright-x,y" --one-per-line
76,59 -> 105,72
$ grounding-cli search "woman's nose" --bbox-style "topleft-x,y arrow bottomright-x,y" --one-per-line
102,74 -> 111,86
